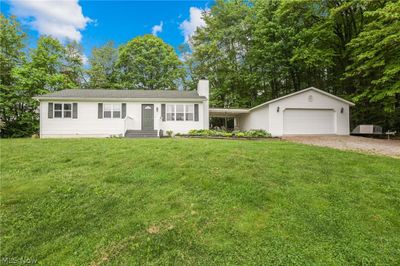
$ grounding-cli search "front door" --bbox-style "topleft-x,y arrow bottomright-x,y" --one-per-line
141,104 -> 154,130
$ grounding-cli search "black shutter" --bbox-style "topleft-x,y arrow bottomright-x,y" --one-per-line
48,102 -> 53,119
73,103 -> 78,119
98,103 -> 103,119
122,103 -> 126,118
161,104 -> 166,121
194,104 -> 199,121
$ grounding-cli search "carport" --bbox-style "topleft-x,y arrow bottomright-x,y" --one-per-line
209,108 -> 249,130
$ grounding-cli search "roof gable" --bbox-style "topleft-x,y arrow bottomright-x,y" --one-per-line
250,87 -> 355,111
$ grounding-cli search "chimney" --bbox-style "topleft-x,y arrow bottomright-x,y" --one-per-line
197,79 -> 209,99
197,79 -> 209,129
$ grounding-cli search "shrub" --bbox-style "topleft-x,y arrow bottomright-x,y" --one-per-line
235,132 -> 245,137
187,129 -> 271,138
244,129 -> 271,138
166,130 -> 173,137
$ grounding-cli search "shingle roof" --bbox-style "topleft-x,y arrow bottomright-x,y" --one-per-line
249,87 -> 355,111
35,89 -> 206,100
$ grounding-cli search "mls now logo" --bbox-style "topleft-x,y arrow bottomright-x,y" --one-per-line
1,257 -> 38,264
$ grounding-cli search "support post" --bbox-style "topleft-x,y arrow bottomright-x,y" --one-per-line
234,117 -> 238,130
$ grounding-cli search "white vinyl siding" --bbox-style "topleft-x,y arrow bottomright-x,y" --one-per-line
39,101 -> 205,137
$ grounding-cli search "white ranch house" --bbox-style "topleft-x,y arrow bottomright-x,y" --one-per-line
34,80 -> 354,138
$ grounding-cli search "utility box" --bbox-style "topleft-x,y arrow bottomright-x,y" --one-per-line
352,125 -> 383,135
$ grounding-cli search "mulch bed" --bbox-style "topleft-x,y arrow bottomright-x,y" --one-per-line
175,135 -> 279,140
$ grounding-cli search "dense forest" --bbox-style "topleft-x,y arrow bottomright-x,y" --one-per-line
1,0 -> 399,137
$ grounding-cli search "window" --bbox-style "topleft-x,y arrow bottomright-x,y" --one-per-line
176,105 -> 184,121
54,103 -> 62,118
64,103 -> 72,118
167,104 -> 175,121
185,105 -> 194,121
54,103 -> 72,118
104,104 -> 121,118
112,104 -> 121,118
166,104 -> 195,121
104,104 -> 112,118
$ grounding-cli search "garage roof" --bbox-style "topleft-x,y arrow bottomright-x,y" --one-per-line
250,87 -> 355,111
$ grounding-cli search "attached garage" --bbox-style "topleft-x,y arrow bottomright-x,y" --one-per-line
237,87 -> 354,137
283,109 -> 335,135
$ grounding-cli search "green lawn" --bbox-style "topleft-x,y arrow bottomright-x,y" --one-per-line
1,138 -> 399,265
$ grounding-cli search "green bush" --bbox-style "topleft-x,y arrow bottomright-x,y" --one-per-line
235,132 -> 245,137
245,129 -> 271,138
187,129 -> 270,138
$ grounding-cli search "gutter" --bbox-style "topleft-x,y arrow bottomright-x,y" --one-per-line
33,97 -> 207,102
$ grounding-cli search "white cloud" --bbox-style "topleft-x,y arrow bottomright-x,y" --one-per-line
81,54 -> 88,65
179,7 -> 207,43
9,0 -> 92,42
151,21 -> 163,36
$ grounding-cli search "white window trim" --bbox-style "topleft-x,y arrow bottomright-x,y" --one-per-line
185,104 -> 194,121
103,103 -> 121,119
53,103 -> 72,119
176,104 -> 185,121
166,104 -> 195,122
166,104 -> 175,121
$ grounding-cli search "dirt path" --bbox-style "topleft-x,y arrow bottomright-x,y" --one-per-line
283,136 -> 400,158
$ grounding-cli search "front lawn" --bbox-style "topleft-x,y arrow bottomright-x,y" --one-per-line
1,138 -> 399,265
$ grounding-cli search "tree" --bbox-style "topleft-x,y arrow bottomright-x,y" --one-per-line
189,0 -> 254,108
276,0 -> 336,90
187,0 -> 398,131
64,40 -> 85,87
14,36 -> 75,94
87,41 -> 118,88
117,35 -> 184,90
0,15 -> 26,87
346,1 -> 400,130
250,0 -> 296,99
0,15 -> 29,137
1,35 -> 76,137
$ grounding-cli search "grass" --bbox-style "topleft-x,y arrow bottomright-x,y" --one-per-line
1,138 -> 399,265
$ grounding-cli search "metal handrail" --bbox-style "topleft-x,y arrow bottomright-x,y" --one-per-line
157,116 -> 162,137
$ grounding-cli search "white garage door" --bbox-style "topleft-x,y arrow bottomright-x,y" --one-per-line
283,109 -> 335,135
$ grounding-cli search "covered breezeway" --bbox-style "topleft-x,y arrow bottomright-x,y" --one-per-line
209,108 -> 249,130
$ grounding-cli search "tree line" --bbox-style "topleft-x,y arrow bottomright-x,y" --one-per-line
1,0 -> 399,137
185,0 -> 399,133
0,15 -> 184,137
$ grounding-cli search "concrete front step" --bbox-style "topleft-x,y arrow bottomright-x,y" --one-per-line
125,135 -> 158,138
126,130 -> 157,133
125,130 -> 159,138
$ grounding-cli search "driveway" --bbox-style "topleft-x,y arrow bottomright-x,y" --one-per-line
283,135 -> 400,158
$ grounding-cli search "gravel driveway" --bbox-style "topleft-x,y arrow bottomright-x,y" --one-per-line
283,135 -> 400,158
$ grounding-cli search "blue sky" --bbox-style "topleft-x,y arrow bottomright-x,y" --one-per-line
2,0 -> 213,62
